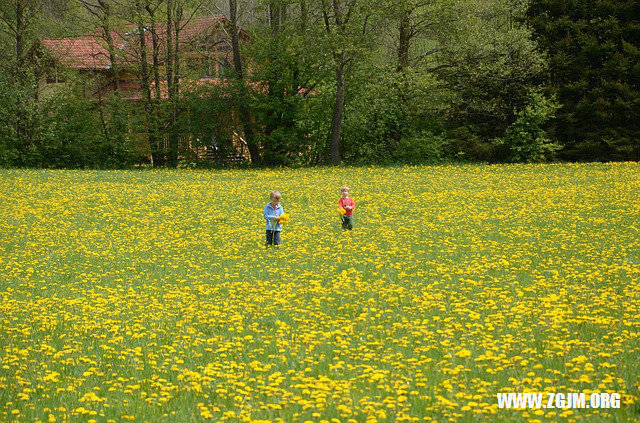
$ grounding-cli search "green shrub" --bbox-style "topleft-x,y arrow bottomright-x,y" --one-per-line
394,131 -> 447,164
495,91 -> 561,163
445,127 -> 497,162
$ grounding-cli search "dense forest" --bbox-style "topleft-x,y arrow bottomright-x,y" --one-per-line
0,0 -> 638,168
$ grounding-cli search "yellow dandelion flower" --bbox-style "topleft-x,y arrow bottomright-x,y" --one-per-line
278,213 -> 291,225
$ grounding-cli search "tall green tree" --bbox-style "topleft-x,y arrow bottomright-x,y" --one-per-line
244,0 -> 326,165
228,0 -> 261,164
341,0 -> 456,163
0,0 -> 47,165
341,0 -> 547,163
527,0 -> 640,161
439,0 -> 547,161
318,0 -> 381,164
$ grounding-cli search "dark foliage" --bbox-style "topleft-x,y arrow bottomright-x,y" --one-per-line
527,0 -> 640,161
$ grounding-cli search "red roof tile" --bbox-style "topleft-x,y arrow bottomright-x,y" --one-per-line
41,36 -> 112,69
41,16 -> 233,70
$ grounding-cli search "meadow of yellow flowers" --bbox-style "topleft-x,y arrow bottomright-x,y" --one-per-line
1,163 -> 639,422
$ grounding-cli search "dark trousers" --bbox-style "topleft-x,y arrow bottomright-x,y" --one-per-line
266,230 -> 281,245
341,215 -> 353,230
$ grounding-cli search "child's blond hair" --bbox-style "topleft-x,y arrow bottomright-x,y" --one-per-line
340,185 -> 350,192
270,190 -> 282,200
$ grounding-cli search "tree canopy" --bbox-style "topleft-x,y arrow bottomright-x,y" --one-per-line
0,0 -> 637,168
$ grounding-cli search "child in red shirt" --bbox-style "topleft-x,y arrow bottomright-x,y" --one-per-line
338,185 -> 355,230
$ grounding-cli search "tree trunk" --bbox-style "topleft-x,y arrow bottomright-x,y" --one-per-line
395,7 -> 413,145
166,0 -> 179,167
136,16 -> 151,111
269,2 -> 278,33
269,1 -> 286,32
299,0 -> 307,31
145,3 -> 166,164
329,53 -> 345,165
229,0 -> 261,164
173,5 -> 181,91
166,0 -> 174,100
15,2 -> 24,73
96,75 -> 110,143
97,0 -> 120,92
321,0 -> 355,165
397,8 -> 411,72
15,2 -> 30,161
135,2 -> 162,166
146,3 -> 162,101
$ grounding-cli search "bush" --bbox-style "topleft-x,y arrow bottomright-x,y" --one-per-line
0,70 -> 136,169
495,91 -> 561,163
445,127 -> 497,162
0,75 -> 37,167
38,91 -> 101,167
394,131 -> 447,164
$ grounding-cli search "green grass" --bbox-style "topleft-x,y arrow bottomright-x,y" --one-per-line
0,163 -> 639,422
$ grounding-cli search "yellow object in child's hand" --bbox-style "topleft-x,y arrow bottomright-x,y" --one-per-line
338,207 -> 346,216
278,213 -> 291,225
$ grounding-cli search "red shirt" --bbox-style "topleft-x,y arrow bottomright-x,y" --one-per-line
338,197 -> 355,216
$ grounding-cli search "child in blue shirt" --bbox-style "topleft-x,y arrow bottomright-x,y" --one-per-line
263,190 -> 284,246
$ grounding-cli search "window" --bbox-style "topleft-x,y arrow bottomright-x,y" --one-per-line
187,57 -> 200,74
218,58 -> 232,78
46,66 -> 65,83
186,57 -> 216,78
217,33 -> 231,51
202,57 -> 215,78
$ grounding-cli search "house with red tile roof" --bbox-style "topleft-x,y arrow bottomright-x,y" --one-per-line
37,16 -> 252,162
38,15 -> 244,101
37,17 -> 310,163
